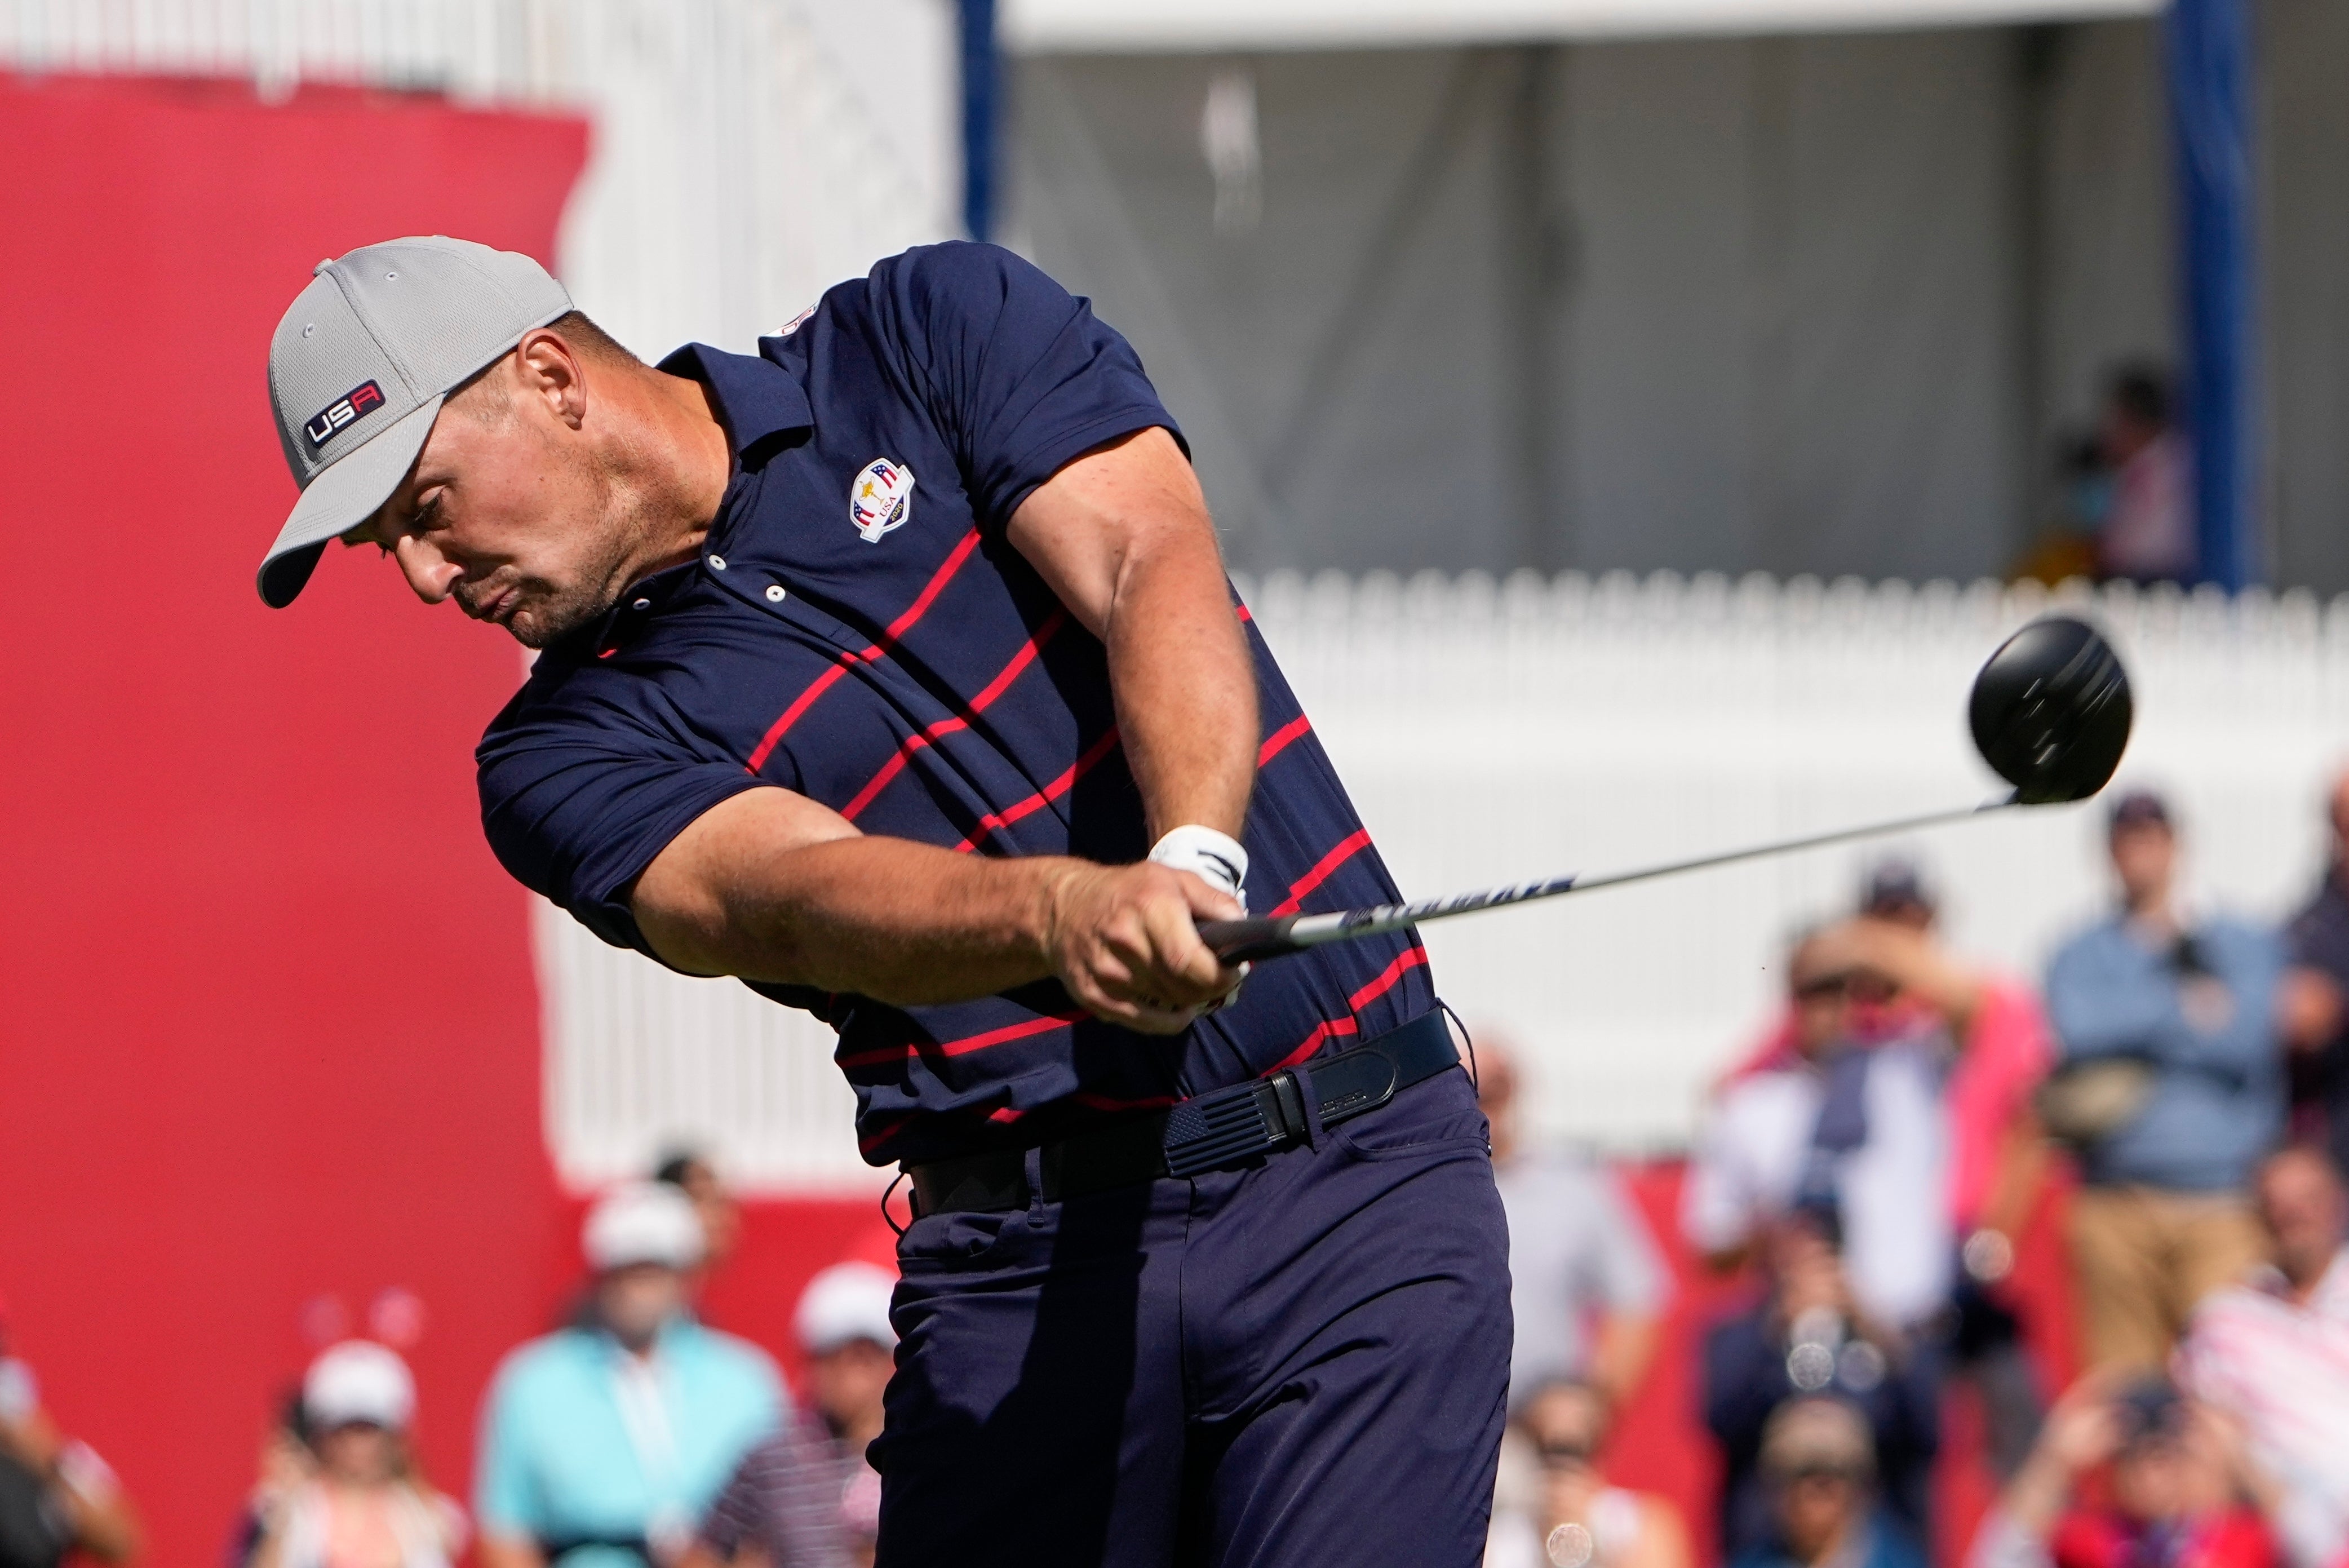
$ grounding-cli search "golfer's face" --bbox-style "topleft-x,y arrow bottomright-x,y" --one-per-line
348,389 -> 614,646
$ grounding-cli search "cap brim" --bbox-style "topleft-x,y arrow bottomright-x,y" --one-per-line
256,394 -> 444,608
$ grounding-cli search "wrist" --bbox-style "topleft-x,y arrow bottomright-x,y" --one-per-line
1148,826 -> 1248,911
1031,860 -> 1085,970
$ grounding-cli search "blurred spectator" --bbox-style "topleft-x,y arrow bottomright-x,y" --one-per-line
685,1262 -> 896,1568
243,1342 -> 465,1568
1862,862 -> 2052,1477
0,1300 -> 139,1567
476,1182 -> 783,1568
2044,791 -> 2285,1370
1966,1376 -> 2275,1568
655,1151 -> 742,1277
1486,1379 -> 1691,1568
2279,773 -> 2349,1170
1684,924 -> 1956,1334
2093,366 -> 2195,585
1727,1398 -> 1925,1568
2178,1147 -> 2349,1568
1716,860 -> 2054,1473
1477,1034 -> 1669,1410
1704,1217 -> 1940,1558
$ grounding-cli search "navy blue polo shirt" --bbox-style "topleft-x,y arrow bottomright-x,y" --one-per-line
477,243 -> 1433,1166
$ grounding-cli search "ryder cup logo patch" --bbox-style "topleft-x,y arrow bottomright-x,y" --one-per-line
303,380 -> 386,450
850,458 -> 915,543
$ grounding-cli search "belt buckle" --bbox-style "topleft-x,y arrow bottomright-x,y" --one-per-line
1162,1070 -> 1306,1180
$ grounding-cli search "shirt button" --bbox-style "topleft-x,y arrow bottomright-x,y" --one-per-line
765,584 -> 787,603
708,555 -> 727,570
631,598 -> 651,612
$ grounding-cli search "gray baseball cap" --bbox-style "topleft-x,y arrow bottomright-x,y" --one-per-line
258,236 -> 572,608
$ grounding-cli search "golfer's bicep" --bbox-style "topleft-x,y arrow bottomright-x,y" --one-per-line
631,786 -> 862,975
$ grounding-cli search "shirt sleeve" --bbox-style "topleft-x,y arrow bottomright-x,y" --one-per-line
862,242 -> 1185,528
1680,1091 -> 1760,1256
476,675 -> 774,959
1583,1167 -> 1669,1315
695,1445 -> 766,1558
472,1361 -> 538,1539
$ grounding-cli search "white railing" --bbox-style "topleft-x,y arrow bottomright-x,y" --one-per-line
1255,570 -> 2349,1155
534,571 -> 2349,1193
0,0 -> 958,360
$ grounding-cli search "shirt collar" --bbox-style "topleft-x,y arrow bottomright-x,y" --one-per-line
655,342 -> 814,459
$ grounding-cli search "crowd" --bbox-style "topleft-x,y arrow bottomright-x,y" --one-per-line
9,771 -> 2349,1568
1488,768 -> 2349,1568
211,1166 -> 898,1568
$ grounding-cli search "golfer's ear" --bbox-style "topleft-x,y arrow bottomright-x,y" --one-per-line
515,329 -> 589,429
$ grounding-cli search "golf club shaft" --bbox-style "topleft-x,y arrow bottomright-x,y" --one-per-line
1196,794 -> 2022,964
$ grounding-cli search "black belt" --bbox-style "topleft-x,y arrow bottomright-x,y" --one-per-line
906,1008 -> 1460,1215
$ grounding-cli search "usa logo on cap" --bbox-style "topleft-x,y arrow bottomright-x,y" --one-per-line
303,380 -> 385,450
850,458 -> 914,543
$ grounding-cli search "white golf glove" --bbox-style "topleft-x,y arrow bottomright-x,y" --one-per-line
1148,825 -> 1248,913
1149,826 -> 1251,1012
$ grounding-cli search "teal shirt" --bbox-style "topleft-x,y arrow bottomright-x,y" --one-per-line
474,1318 -> 784,1566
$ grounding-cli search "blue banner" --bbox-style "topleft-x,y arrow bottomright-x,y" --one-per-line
2166,0 -> 2258,588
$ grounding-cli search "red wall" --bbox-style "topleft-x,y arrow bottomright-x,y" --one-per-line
0,72 -> 587,1562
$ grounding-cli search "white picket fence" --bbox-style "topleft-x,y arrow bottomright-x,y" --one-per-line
534,571 -> 2349,1193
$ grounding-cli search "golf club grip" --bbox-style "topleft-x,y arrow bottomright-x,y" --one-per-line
1195,916 -> 1307,963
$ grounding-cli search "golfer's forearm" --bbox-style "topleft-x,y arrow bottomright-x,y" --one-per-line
642,835 -> 1075,1003
1104,541 -> 1256,841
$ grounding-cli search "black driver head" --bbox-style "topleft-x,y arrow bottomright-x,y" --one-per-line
1969,614 -> 2133,804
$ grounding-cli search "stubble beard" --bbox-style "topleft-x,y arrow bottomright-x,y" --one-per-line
504,458 -> 673,649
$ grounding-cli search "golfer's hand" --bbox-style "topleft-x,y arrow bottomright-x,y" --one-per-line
1045,862 -> 1244,1033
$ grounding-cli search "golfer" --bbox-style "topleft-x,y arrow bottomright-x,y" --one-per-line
255,236 -> 1508,1567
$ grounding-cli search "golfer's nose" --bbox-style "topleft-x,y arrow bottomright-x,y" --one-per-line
392,534 -> 463,603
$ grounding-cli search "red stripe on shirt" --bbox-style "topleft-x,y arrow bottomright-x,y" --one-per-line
1269,827 -> 1373,918
953,727 -> 1123,853
836,1010 -> 1084,1071
1257,715 -> 1311,769
856,1117 -> 908,1157
839,610 -> 1068,823
744,528 -> 986,772
1270,944 -> 1431,1070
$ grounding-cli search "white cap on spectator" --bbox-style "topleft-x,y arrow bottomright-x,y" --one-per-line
795,1262 -> 898,1354
584,1180 -> 705,1273
304,1341 -> 415,1432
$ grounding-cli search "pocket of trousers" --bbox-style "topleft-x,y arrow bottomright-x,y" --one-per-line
1329,1071 -> 1491,1158
895,1206 -> 1032,1271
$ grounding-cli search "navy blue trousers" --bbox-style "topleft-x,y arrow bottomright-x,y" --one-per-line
871,1062 -> 1512,1568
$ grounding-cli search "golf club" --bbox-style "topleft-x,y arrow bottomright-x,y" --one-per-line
1195,613 -> 2133,965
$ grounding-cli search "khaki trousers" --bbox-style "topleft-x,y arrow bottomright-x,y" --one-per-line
2067,1184 -> 2268,1371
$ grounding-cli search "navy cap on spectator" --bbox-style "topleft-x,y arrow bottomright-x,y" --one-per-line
1860,858 -> 1936,920
2108,789 -> 2173,832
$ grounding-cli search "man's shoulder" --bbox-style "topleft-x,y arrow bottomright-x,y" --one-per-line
862,241 -> 1056,315
489,1328 -> 601,1399
1505,1147 -> 1612,1202
2199,913 -> 2284,962
2049,915 -> 2130,969
1713,1061 -> 1816,1120
826,242 -> 1077,364
672,1322 -> 783,1385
